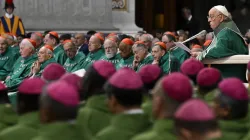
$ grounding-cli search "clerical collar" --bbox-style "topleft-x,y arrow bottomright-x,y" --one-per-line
5,13 -> 13,19
188,15 -> 192,21
123,109 -> 143,115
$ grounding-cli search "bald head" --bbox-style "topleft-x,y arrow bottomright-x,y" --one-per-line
38,46 -> 53,63
88,35 -> 102,52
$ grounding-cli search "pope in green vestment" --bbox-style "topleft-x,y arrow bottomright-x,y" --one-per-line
116,55 -> 134,70
81,49 -> 105,70
76,95 -> 112,140
101,54 -> 121,68
131,119 -> 176,140
0,104 -> 17,131
0,111 -> 40,140
63,52 -> 86,73
95,112 -> 151,140
32,122 -> 80,140
135,54 -> 154,72
0,47 -> 18,81
159,52 -> 180,74
54,44 -> 67,65
197,19 -> 248,82
4,55 -> 37,92
171,46 -> 190,65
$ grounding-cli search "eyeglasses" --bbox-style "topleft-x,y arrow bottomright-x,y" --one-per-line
207,14 -> 222,20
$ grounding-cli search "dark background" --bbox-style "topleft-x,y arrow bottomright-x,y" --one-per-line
135,0 -> 250,35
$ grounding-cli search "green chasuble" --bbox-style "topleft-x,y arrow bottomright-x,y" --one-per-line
136,54 -> 154,72
0,47 -> 18,81
5,55 -> 37,92
195,89 -> 217,106
54,44 -> 67,65
9,46 -> 20,58
197,20 -> 248,82
214,119 -> 249,140
63,52 -> 86,73
159,52 -> 180,74
131,119 -> 176,140
141,96 -> 153,122
32,122 -> 81,140
95,112 -> 151,140
35,58 -> 57,77
116,55 -> 134,70
0,111 -> 40,140
81,49 -> 105,70
171,47 -> 190,65
101,54 -> 121,67
0,104 -> 18,131
76,95 -> 112,140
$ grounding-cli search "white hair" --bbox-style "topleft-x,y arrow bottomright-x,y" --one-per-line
213,5 -> 229,17
20,39 -> 35,50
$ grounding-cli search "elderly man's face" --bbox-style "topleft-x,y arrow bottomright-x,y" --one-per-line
104,40 -> 117,59
31,34 -> 42,47
133,46 -> 147,62
0,38 -> 8,54
119,42 -> 132,59
151,45 -> 165,61
208,8 -> 224,30
37,47 -> 52,63
19,43 -> 33,58
63,43 -> 77,59
140,35 -> 152,50
88,36 -> 101,52
44,34 -> 54,46
75,34 -> 85,46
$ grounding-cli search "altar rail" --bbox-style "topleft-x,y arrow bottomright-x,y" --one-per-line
201,55 -> 250,88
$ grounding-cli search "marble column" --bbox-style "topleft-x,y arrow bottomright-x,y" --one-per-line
8,0 -> 118,32
112,0 -> 142,35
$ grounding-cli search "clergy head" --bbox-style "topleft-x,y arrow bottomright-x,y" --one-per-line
60,73 -> 81,91
44,31 -> 59,47
30,32 -> 44,48
63,40 -> 77,59
162,32 -> 176,50
197,68 -> 221,95
180,58 -> 204,85
174,99 -> 220,140
138,64 -> 162,91
74,33 -> 85,46
88,33 -> 104,53
19,38 -> 36,58
37,45 -> 54,63
59,34 -> 71,44
152,73 -> 193,119
191,44 -> 203,53
133,42 -> 148,63
213,78 -> 248,120
80,60 -> 116,100
0,82 -> 10,104
0,37 -> 8,54
104,38 -> 118,59
104,68 -> 144,114
2,33 -> 14,46
40,81 -> 79,124
119,38 -> 134,59
208,5 -> 230,30
139,34 -> 153,51
17,78 -> 45,115
42,63 -> 66,83
4,0 -> 15,14
151,42 -> 167,61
